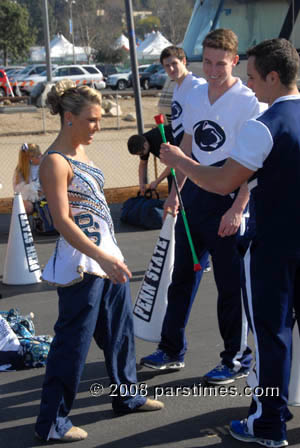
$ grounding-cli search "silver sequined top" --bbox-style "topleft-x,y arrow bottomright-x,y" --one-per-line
41,151 -> 123,286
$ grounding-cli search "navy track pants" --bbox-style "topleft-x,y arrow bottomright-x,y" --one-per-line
35,274 -> 146,440
243,242 -> 300,441
159,179 -> 251,370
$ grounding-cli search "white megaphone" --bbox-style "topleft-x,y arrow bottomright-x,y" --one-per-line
3,193 -> 41,285
133,213 -> 176,342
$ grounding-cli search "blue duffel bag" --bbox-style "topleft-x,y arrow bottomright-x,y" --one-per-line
33,199 -> 58,235
121,189 -> 164,230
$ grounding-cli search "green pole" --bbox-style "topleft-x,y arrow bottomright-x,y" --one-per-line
155,116 -> 201,272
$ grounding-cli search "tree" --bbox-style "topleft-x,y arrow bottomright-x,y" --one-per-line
51,0 -> 69,38
0,0 -> 35,64
91,1 -> 127,64
72,0 -> 104,63
17,0 -> 57,45
135,16 -> 160,40
94,47 -> 128,64
134,0 -> 156,9
154,0 -> 194,44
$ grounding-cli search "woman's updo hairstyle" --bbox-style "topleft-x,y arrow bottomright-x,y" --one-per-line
47,79 -> 102,124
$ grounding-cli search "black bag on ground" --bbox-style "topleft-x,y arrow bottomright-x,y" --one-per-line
120,189 -> 164,229
33,200 -> 58,235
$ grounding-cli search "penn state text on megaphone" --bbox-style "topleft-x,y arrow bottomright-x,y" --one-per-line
133,213 -> 176,342
3,193 -> 41,285
134,237 -> 170,321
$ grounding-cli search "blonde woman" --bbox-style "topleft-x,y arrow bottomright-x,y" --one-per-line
35,80 -> 164,443
13,143 -> 42,214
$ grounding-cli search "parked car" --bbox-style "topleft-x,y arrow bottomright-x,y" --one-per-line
96,64 -> 120,82
149,68 -> 168,89
0,69 -> 12,96
9,64 -> 48,83
4,67 -> 25,78
20,65 -> 105,94
126,64 -> 152,88
9,64 -> 52,94
106,68 -> 132,90
81,65 -> 106,89
139,63 -> 162,90
2,66 -> 25,76
106,65 -> 150,90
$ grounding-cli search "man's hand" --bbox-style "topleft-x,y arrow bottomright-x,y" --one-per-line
160,143 -> 187,168
218,208 -> 243,237
149,180 -> 159,191
163,195 -> 179,220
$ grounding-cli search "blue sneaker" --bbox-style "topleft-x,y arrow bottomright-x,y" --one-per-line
230,419 -> 288,447
204,363 -> 249,385
140,349 -> 185,370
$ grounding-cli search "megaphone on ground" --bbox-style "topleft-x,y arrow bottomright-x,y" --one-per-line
3,193 -> 41,285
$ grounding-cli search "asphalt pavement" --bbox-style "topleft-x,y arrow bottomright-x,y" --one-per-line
1,204 -> 300,448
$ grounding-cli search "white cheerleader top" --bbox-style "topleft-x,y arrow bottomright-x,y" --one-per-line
13,164 -> 40,202
41,151 -> 124,286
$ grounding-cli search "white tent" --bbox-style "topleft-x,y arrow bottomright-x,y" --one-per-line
137,31 -> 172,60
30,34 -> 92,62
137,31 -> 157,52
113,34 -> 129,51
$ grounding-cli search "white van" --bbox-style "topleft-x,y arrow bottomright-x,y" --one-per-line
20,65 -> 105,94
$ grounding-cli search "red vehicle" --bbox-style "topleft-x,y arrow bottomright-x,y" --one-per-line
0,69 -> 13,96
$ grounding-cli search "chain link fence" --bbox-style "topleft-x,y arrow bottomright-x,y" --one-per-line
0,92 -> 167,199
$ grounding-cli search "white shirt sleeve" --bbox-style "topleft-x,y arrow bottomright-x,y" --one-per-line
183,93 -> 193,135
193,77 -> 206,87
258,102 -> 268,114
246,96 -> 263,121
230,119 -> 273,171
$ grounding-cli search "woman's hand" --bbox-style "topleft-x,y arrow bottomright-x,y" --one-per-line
96,252 -> 132,284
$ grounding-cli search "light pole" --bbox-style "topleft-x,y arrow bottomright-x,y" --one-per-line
66,0 -> 76,64
124,0 -> 144,135
42,0 -> 52,82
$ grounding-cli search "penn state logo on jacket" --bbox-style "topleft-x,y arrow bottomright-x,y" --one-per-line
194,120 -> 226,152
171,101 -> 183,120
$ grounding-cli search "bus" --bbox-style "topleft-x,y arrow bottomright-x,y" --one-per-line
158,0 -> 300,122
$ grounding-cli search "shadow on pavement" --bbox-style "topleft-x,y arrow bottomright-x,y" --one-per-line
2,362 -> 300,448
0,281 -> 56,299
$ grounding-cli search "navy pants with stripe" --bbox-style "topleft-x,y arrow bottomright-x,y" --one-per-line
35,274 -> 146,440
243,242 -> 300,441
159,179 -> 251,369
